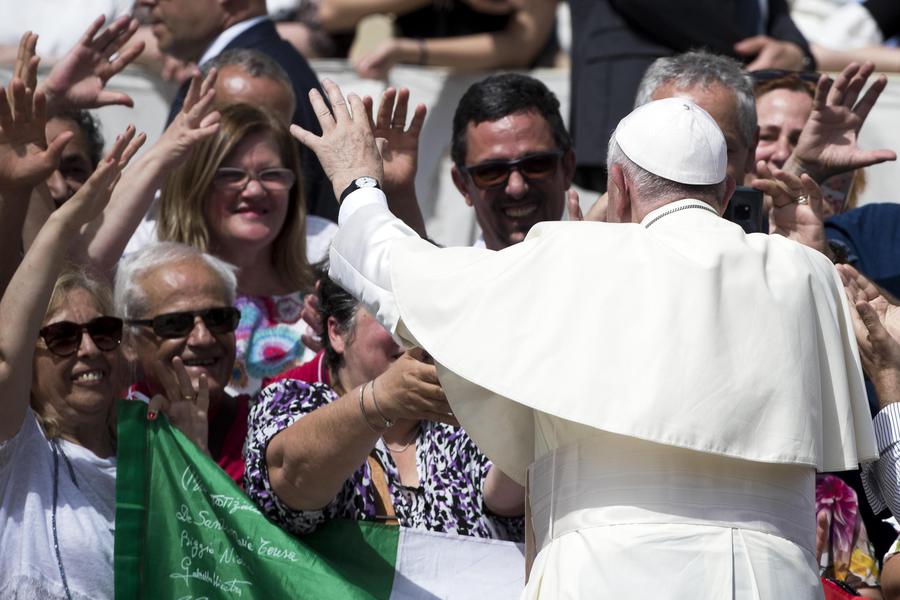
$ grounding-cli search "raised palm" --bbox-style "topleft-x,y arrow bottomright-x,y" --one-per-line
0,81 -> 66,192
370,87 -> 426,193
789,62 -> 896,182
40,15 -> 143,113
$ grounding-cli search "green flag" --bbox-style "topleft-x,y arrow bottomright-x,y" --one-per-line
114,400 -> 525,599
114,399 -> 398,599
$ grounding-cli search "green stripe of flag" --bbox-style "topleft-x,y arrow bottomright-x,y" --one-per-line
114,400 -> 399,599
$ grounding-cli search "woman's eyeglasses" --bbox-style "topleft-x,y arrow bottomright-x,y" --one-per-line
461,151 -> 563,190
212,167 -> 296,192
39,316 -> 124,357
126,307 -> 241,339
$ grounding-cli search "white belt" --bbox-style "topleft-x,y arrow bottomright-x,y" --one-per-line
528,435 -> 816,553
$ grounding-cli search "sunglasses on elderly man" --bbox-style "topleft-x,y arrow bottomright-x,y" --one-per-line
126,307 -> 241,339
461,151 -> 563,190
39,316 -> 124,357
212,167 -> 296,192
749,69 -> 821,85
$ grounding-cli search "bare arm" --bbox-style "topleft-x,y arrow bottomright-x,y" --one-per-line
812,43 -> 900,74
267,352 -> 451,510
483,466 -> 525,517
0,129 -> 136,442
354,0 -> 557,79
0,80 -> 73,297
317,0 -> 430,33
76,71 -> 220,274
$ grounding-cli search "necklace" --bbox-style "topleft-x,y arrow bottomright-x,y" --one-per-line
643,202 -> 718,228
383,425 -> 419,453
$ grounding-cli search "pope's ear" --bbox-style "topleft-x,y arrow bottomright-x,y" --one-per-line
451,164 -> 475,207
607,163 -> 630,223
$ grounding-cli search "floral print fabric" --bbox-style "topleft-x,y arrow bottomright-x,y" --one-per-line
816,473 -> 880,590
228,292 -> 313,397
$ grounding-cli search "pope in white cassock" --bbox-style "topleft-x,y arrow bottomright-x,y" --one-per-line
292,81 -> 878,599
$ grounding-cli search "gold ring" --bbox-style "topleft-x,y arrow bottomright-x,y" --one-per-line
796,194 -> 809,205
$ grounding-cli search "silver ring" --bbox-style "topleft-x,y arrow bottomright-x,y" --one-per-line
795,194 -> 809,205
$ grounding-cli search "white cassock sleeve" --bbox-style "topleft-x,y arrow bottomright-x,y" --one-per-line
862,402 -> 900,517
327,187 -> 420,342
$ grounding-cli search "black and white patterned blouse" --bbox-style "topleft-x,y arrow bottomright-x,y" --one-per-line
244,379 -> 524,541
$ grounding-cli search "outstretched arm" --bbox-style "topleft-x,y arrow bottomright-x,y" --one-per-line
0,70 -> 73,297
0,129 -> 137,443
77,70 -> 220,274
784,62 -> 897,184
292,79 -> 419,336
839,265 -> 900,517
354,0 -> 556,79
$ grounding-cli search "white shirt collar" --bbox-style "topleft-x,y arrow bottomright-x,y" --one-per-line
198,15 -> 270,66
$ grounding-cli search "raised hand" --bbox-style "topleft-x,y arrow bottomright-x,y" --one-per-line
54,125 -> 143,228
0,80 -> 71,193
751,161 -> 828,255
154,69 -> 220,161
148,357 -> 211,454
785,62 -> 897,183
290,79 -> 384,202
837,264 -> 900,405
369,87 -> 426,196
39,15 -> 145,114
12,31 -> 40,92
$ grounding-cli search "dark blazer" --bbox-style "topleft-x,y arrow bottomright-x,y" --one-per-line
168,19 -> 338,222
568,0 -> 813,169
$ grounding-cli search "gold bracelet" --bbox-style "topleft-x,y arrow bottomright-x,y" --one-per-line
359,382 -> 387,433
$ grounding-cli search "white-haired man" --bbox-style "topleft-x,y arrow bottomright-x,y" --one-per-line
291,80 -> 877,598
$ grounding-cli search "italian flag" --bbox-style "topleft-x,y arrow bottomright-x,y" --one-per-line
114,400 -> 525,598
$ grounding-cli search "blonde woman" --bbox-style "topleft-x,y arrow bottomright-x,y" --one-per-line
157,103 -> 321,396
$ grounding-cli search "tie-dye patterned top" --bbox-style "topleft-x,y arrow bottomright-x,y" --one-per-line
243,379 -> 524,542
227,292 -> 314,397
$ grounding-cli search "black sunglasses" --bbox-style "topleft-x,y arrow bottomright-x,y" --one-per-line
39,316 -> 124,357
461,151 -> 563,190
126,307 -> 241,339
750,69 -> 821,85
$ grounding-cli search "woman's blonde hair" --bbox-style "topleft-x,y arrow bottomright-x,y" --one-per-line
33,265 -> 116,439
157,103 -> 314,292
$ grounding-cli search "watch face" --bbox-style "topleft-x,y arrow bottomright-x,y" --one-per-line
355,176 -> 378,188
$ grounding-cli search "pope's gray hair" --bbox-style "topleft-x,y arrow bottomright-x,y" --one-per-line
634,51 -> 757,148
606,137 -> 725,205
114,242 -> 238,320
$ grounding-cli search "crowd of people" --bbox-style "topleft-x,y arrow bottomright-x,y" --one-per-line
1,1 -> 900,599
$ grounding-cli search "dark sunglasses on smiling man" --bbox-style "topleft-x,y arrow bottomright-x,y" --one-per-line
126,307 -> 241,339
462,150 -> 563,190
39,316 -> 124,357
